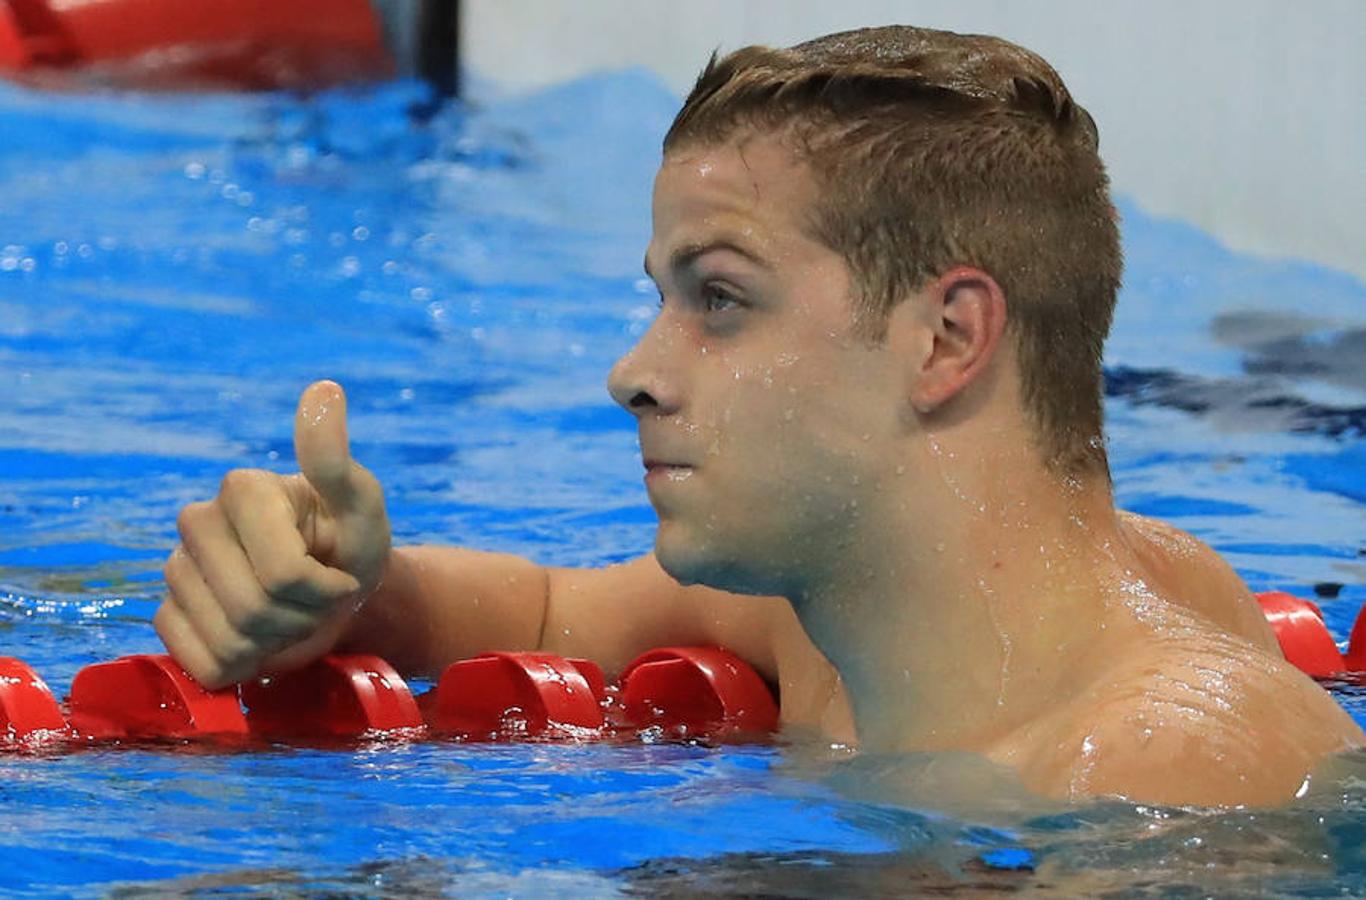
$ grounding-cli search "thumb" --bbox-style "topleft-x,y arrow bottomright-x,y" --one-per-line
294,380 -> 370,516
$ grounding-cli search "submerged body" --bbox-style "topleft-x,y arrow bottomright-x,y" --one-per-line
154,26 -> 1362,807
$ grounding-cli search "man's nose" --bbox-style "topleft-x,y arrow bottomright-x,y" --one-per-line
607,317 -> 682,417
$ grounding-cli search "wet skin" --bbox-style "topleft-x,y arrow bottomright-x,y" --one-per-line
614,132 -> 1363,804
157,132 -> 1363,809
611,133 -> 912,600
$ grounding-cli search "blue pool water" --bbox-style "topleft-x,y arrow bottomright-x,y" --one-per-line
0,71 -> 1363,896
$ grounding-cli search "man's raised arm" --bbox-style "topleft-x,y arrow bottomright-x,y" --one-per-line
155,380 -> 843,726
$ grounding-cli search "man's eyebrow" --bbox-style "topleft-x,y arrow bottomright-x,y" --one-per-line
643,239 -> 773,279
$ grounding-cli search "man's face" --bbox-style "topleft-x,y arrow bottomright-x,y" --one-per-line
608,133 -> 911,596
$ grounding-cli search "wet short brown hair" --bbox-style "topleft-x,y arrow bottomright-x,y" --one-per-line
664,26 -> 1121,474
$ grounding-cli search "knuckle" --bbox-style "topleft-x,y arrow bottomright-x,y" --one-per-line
163,547 -> 194,585
152,601 -> 174,636
162,553 -> 181,586
161,583 -> 189,615
175,502 -> 210,539
219,468 -> 266,500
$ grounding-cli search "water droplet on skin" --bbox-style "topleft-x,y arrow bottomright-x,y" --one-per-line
783,408 -> 795,421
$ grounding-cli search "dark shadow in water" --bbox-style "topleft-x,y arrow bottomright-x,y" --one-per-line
106,857 -> 467,899
1104,364 -> 1366,439
1105,310 -> 1365,439
620,850 -> 1038,897
1212,311 -> 1366,393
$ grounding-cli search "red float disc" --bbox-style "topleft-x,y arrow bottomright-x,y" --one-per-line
1343,601 -> 1366,674
68,654 -> 248,739
0,657 -> 68,743
1255,591 -> 1345,678
619,646 -> 779,737
242,654 -> 422,738
429,652 -> 605,739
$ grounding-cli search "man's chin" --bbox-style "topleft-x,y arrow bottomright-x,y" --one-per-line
653,530 -> 774,596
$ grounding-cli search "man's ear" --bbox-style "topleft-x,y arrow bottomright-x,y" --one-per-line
902,266 -> 1008,414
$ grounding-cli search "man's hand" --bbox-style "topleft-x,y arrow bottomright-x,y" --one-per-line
155,380 -> 390,689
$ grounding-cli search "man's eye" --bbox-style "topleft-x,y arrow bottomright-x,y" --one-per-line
702,283 -> 741,313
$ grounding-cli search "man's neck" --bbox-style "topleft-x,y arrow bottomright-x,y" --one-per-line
790,438 -> 1133,754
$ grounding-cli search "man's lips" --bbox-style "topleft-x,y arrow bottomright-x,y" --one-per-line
642,458 -> 694,480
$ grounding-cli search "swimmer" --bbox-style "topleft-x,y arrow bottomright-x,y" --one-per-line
155,25 -> 1364,806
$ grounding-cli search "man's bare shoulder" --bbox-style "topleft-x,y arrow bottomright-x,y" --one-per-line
1118,510 -> 1279,653
1004,626 -> 1364,806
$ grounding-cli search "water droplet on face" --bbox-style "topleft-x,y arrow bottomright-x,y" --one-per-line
783,408 -> 795,421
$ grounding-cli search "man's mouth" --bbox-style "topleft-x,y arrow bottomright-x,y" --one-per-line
643,459 -> 694,482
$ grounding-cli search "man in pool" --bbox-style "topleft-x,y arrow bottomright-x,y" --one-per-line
155,25 -> 1363,806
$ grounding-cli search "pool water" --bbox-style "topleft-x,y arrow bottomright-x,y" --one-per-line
0,70 -> 1363,897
